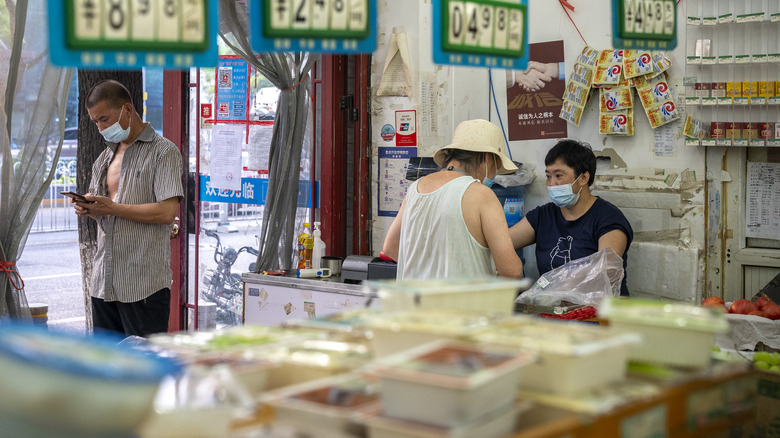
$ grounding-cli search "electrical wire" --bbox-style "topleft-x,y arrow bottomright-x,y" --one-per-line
488,68 -> 514,161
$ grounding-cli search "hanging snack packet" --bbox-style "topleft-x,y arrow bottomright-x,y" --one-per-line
560,100 -> 585,126
623,51 -> 654,79
638,81 -> 672,109
650,51 -> 672,77
633,71 -> 667,90
576,46 -> 600,69
600,87 -> 633,112
564,81 -> 590,108
646,101 -> 680,128
593,50 -> 624,88
599,109 -> 634,135
683,116 -> 709,139
570,62 -> 595,88
594,63 -> 623,87
598,49 -> 625,65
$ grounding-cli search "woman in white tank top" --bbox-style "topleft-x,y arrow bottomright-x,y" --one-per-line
383,119 -> 524,280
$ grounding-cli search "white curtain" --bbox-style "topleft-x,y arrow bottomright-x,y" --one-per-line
218,1 -> 319,270
0,0 -> 73,318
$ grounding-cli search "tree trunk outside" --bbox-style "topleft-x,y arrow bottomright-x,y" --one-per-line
76,70 -> 143,332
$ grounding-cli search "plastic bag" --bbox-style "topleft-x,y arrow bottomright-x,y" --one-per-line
516,248 -> 624,307
494,162 -> 536,187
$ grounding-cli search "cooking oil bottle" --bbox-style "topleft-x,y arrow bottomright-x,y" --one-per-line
297,223 -> 312,269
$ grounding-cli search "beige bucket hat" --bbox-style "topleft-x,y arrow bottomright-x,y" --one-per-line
433,119 -> 518,175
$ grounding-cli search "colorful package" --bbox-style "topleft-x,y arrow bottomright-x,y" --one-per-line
646,101 -> 679,128
598,49 -> 625,65
638,81 -> 672,109
623,51 -> 653,79
650,51 -> 672,77
564,81 -> 590,108
633,71 -> 666,89
593,64 -> 623,87
569,62 -> 595,88
576,46 -> 600,69
711,122 -> 725,139
725,82 -> 740,98
683,116 -> 708,139
759,122 -> 774,140
599,109 -> 634,135
559,100 -> 584,126
599,87 -> 633,112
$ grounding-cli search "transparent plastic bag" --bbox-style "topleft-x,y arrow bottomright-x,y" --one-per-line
516,248 -> 624,307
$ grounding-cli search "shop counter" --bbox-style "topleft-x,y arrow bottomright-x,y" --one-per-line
241,272 -> 377,326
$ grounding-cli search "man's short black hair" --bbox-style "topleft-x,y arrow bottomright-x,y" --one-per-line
86,80 -> 132,110
544,139 -> 596,185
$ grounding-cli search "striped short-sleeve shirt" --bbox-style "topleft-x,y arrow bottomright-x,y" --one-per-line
88,123 -> 184,303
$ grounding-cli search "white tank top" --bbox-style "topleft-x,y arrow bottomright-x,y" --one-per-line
397,175 -> 495,280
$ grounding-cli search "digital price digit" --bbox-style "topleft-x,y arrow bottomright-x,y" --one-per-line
264,0 -> 369,38
617,0 -> 675,41
442,0 -> 526,58
66,0 -> 209,52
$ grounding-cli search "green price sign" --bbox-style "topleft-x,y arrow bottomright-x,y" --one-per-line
613,0 -> 677,50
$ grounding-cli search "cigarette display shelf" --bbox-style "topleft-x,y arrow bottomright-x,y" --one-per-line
683,0 -> 780,148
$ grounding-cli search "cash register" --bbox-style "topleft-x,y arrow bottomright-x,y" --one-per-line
341,255 -> 397,284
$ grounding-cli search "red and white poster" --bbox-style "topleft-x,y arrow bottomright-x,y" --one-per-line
506,40 -> 568,141
395,110 -> 417,146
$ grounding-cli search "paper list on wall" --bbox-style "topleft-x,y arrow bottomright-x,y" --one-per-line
378,147 -> 416,217
653,122 -> 678,158
420,73 -> 438,150
210,124 -> 244,191
746,162 -> 780,240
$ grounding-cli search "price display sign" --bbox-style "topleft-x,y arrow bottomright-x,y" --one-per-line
48,0 -> 218,69
433,0 -> 528,69
250,0 -> 378,53
613,0 -> 677,49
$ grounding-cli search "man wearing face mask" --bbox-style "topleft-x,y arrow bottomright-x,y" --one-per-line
383,119 -> 524,280
72,80 -> 183,336
509,139 -> 633,295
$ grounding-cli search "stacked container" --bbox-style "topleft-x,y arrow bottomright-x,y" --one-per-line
362,340 -> 533,438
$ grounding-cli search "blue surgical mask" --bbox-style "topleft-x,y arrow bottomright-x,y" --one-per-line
548,174 -> 583,208
99,105 -> 131,143
482,155 -> 496,188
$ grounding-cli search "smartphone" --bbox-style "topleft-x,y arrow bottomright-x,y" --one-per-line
60,191 -> 93,203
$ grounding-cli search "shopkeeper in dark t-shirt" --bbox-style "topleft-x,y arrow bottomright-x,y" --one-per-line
509,140 -> 633,295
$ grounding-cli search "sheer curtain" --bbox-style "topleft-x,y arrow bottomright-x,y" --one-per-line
218,1 -> 319,270
0,0 -> 73,318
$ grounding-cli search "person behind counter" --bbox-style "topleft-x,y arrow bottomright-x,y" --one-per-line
382,119 -> 524,280
509,139 -> 633,295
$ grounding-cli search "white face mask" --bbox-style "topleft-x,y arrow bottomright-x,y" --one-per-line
547,174 -> 583,208
99,105 -> 131,143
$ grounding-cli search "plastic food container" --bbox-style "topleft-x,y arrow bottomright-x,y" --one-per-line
365,309 -> 498,358
598,297 -> 730,368
365,277 -> 533,315
470,317 -> 641,395
262,338 -> 373,390
264,373 -> 381,438
361,403 -> 519,438
0,324 -> 180,438
368,340 -> 533,428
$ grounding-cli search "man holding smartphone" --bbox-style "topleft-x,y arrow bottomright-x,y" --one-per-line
72,80 -> 183,337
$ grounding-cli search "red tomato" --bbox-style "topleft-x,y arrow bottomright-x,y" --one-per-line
730,299 -> 759,315
748,310 -> 768,318
763,303 -> 780,320
755,297 -> 773,309
702,296 -> 725,306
